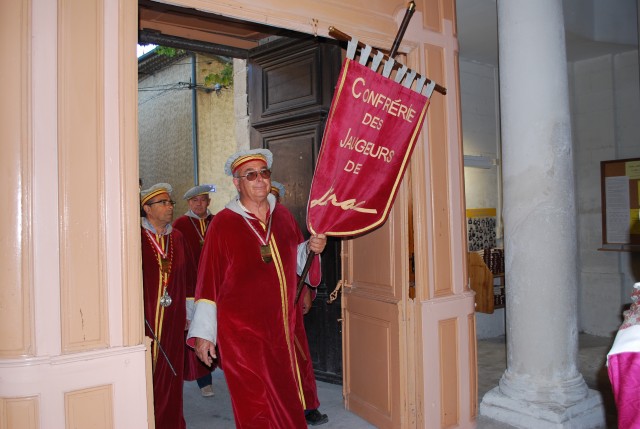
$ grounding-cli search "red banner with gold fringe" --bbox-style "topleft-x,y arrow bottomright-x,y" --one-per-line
307,58 -> 432,237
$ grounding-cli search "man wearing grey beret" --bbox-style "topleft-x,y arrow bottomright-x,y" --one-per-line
173,184 -> 218,398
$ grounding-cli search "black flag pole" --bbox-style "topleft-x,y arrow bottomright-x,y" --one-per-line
389,1 -> 416,59
145,318 -> 177,376
295,251 -> 315,304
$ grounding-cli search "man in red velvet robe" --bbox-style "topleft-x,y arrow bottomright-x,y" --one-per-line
187,149 -> 327,429
271,180 -> 328,426
173,184 -> 217,397
140,183 -> 190,429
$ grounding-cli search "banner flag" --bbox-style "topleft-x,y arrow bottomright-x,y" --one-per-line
307,54 -> 433,237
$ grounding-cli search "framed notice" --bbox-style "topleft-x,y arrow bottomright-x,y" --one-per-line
600,158 -> 640,251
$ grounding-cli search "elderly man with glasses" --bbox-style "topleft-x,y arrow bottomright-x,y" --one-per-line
187,149 -> 327,428
140,183 -> 193,429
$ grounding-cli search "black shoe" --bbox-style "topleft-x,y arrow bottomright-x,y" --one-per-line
305,409 -> 328,426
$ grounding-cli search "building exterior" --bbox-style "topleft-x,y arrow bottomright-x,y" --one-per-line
138,51 -> 239,215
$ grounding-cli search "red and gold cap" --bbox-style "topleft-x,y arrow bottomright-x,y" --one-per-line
224,148 -> 273,176
140,183 -> 172,206
270,181 -> 285,199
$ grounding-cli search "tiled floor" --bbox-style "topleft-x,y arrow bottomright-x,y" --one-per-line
475,334 -> 616,429
183,334 -> 617,428
183,371 -> 376,429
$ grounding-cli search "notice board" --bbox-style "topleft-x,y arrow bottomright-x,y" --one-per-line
600,157 -> 640,251
466,208 -> 497,251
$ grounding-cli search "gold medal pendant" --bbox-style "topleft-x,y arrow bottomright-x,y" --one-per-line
199,240 -> 204,247
260,244 -> 273,263
160,258 -> 171,274
160,289 -> 172,307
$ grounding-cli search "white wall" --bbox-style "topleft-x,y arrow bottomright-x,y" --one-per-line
138,56 -> 194,216
570,50 -> 640,336
460,59 -> 506,338
460,59 -> 501,212
460,50 -> 640,339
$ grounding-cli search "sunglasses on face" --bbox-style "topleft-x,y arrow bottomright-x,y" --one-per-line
237,168 -> 272,181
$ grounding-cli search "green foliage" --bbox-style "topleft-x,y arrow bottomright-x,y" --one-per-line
154,46 -> 185,57
203,62 -> 234,89
151,45 -> 234,92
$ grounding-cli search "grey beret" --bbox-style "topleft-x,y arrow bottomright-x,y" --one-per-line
183,184 -> 216,200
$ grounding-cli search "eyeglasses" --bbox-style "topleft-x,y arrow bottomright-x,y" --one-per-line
147,199 -> 176,207
237,168 -> 272,181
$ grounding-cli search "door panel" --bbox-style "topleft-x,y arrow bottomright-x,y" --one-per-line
344,294 -> 400,426
342,184 -> 409,428
257,121 -> 322,234
351,223 -> 399,298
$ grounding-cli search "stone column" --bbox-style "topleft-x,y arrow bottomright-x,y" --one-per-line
479,1 -> 605,427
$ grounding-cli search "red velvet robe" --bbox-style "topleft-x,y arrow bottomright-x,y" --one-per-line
192,202 -> 321,429
141,226 -> 188,429
172,213 -> 217,380
294,286 -> 320,411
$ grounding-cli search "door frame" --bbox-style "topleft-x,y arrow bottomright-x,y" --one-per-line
136,1 -> 474,428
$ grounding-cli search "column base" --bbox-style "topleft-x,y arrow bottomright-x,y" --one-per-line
479,386 -> 605,429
